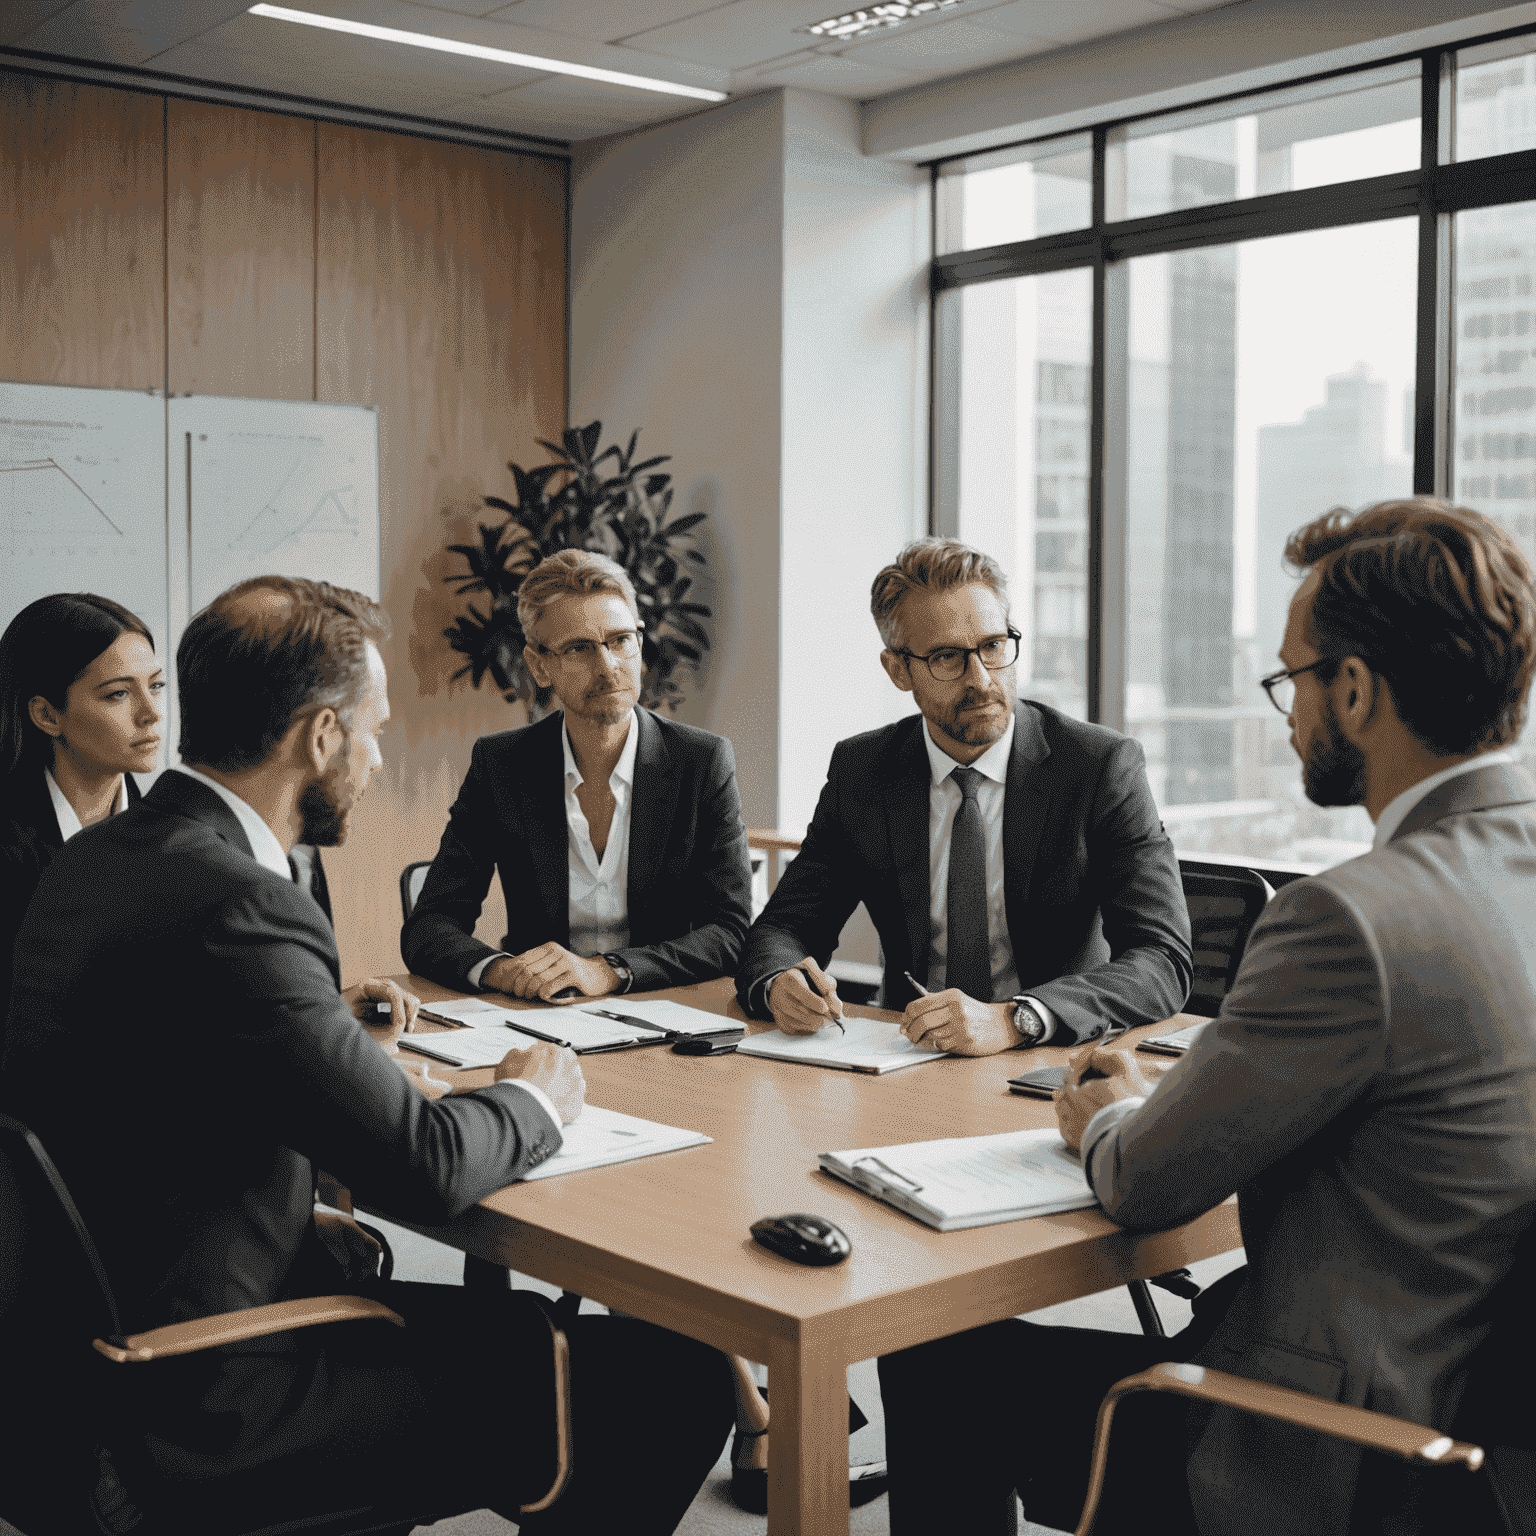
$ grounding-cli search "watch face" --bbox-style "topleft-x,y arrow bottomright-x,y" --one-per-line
1013,1002 -> 1040,1042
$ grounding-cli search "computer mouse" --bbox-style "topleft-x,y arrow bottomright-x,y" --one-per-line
750,1213 -> 852,1267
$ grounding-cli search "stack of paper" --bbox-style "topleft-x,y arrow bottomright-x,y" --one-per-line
819,1128 -> 1098,1230
521,1104 -> 710,1181
573,998 -> 737,1038
416,995 -> 738,1053
736,1016 -> 946,1075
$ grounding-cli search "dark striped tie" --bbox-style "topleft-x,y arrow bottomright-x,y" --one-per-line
944,766 -> 991,1001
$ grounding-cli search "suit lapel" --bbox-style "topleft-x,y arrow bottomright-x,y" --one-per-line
626,710 -> 673,936
1390,762 -> 1536,842
1002,701 -> 1051,946
882,718 -> 934,974
523,714 -> 572,942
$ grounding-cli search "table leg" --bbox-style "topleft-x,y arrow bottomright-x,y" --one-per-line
766,1332 -> 848,1536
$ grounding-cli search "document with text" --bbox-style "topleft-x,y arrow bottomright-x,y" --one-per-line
819,1127 -> 1098,1230
736,1016 -> 946,1075
520,1104 -> 711,1181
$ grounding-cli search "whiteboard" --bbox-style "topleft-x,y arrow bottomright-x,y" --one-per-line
1,383 -> 381,773
170,396 -> 379,614
0,381 -> 169,664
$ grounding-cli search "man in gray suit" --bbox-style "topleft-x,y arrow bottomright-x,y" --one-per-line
878,497 -> 1536,1536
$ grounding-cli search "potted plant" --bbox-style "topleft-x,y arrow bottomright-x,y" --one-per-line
442,421 -> 711,714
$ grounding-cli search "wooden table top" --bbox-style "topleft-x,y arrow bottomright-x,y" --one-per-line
386,975 -> 1239,1366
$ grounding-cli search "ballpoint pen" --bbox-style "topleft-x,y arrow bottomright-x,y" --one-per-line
797,965 -> 845,1034
903,971 -> 931,997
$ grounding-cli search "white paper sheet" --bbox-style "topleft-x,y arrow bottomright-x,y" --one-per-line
574,998 -> 735,1036
736,1016 -> 945,1075
520,1103 -> 711,1182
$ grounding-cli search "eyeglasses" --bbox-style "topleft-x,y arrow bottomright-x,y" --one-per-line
538,628 -> 644,666
1259,659 -> 1333,715
895,629 -> 1022,682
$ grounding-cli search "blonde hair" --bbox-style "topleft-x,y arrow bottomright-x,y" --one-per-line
869,538 -> 1009,650
517,549 -> 639,643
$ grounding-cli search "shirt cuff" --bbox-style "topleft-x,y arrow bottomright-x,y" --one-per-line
1081,1096 -> 1146,1166
493,1078 -> 564,1141
467,953 -> 508,990
1020,996 -> 1057,1045
754,970 -> 790,1020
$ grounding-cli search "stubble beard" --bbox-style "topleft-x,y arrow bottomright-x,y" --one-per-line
298,756 -> 354,847
932,683 -> 1014,749
1301,697 -> 1368,807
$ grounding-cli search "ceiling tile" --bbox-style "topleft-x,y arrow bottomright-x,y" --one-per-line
960,0 -> 1182,46
450,74 -> 691,139
839,16 -> 1050,70
616,0 -> 848,72
1,1 -> 82,51
748,50 -> 919,98
471,0 -> 741,44
12,0 -> 252,65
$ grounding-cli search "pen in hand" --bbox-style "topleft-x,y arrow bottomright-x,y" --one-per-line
903,970 -> 931,997
797,965 -> 845,1034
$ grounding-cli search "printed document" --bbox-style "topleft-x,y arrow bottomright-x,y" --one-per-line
737,1016 -> 946,1075
521,1104 -> 710,1181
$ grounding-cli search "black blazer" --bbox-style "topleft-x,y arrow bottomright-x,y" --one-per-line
401,708 -> 753,994
736,700 -> 1192,1043
0,769 -> 558,1344
0,767 -> 142,1029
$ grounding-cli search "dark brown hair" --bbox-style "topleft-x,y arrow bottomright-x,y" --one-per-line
870,538 -> 1009,651
0,593 -> 155,782
1286,497 -> 1536,755
178,576 -> 390,771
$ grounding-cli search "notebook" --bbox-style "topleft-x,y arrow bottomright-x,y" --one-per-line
819,1127 -> 1098,1231
415,998 -> 661,1053
735,1016 -> 946,1075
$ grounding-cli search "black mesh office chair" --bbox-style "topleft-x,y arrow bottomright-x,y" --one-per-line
0,1112 -> 572,1536
1125,860 -> 1273,1338
399,859 -> 433,924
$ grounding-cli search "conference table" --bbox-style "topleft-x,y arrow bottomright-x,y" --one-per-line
369,976 -> 1241,1536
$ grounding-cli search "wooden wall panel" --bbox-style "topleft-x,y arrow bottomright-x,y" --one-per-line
317,122 -> 567,978
0,73 -> 162,388
167,100 -> 313,399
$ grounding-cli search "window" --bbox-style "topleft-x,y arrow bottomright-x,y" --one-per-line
933,25 -> 1536,872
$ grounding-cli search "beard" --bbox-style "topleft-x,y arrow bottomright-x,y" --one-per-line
930,680 -> 1014,748
298,754 -> 355,846
1302,696 -> 1367,807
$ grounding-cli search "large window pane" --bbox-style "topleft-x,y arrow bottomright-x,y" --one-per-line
936,135 -> 1092,254
1452,36 -> 1536,160
1452,198 -> 1536,755
1106,64 -> 1419,221
946,269 -> 1092,719
1123,220 -> 1417,867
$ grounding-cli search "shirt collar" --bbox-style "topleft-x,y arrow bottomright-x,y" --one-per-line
171,766 -> 293,878
44,768 -> 125,843
922,710 -> 1015,788
1371,749 -> 1520,849
562,707 -> 640,792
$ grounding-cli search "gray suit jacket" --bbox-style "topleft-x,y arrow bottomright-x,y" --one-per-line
1084,761 -> 1536,1536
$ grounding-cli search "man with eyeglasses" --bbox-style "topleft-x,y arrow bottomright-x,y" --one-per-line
736,536 -> 1192,1056
402,548 -> 751,1005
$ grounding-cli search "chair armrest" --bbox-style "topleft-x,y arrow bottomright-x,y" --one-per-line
1073,1362 -> 1484,1536
92,1295 -> 404,1363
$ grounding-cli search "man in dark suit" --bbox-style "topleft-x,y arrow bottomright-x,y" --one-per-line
403,548 -> 751,1002
879,498 -> 1536,1535
0,575 -> 732,1533
737,537 -> 1192,1055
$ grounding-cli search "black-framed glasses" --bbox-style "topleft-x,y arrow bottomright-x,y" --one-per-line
1259,659 -> 1333,715
896,628 -> 1022,682
538,627 -> 644,666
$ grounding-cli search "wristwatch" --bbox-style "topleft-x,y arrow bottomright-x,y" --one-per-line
603,953 -> 634,993
1010,997 -> 1047,1047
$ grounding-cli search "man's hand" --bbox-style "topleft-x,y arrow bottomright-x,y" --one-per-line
495,1041 -> 586,1124
901,990 -> 1023,1056
345,977 -> 422,1052
1053,1044 -> 1155,1152
483,945 -> 619,1003
767,959 -> 844,1035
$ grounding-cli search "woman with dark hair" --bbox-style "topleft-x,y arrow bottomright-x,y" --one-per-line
0,593 -> 164,1022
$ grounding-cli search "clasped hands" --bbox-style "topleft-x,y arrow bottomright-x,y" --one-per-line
483,944 -> 620,1004
1052,1042 -> 1156,1151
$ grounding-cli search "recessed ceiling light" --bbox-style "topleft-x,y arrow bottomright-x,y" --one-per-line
246,4 -> 727,103
796,2 -> 967,42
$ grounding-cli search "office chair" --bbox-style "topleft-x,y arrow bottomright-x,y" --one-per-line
399,859 -> 433,923
0,1112 -> 572,1536
1124,861 -> 1272,1338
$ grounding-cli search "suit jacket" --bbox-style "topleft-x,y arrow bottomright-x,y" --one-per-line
0,767 -> 142,1032
0,770 -> 559,1465
401,708 -> 752,994
1084,762 -> 1536,1536
735,700 -> 1192,1042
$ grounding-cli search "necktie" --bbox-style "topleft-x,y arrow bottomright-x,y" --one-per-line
945,766 -> 991,1001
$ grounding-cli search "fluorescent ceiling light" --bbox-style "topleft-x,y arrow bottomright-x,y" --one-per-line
246,4 -> 727,102
796,2 -> 966,42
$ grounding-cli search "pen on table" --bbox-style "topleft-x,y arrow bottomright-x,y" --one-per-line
797,965 -> 845,1034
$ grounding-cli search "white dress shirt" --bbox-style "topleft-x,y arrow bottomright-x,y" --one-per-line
921,718 -> 1056,1039
468,707 -> 640,990
173,768 -> 560,1134
44,768 -> 125,843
